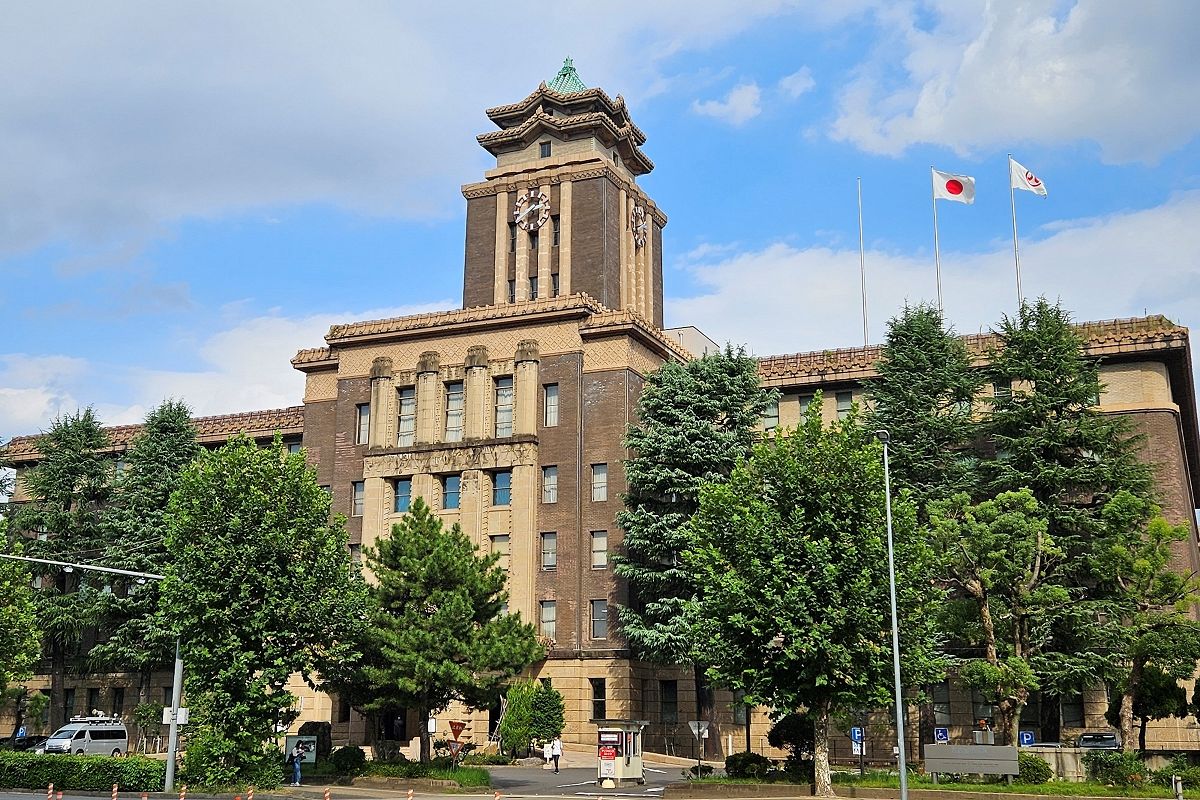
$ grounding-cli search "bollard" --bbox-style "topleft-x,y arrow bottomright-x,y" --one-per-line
141,793 -> 148,800
47,783 -> 53,800
179,784 -> 187,800
57,791 -> 63,800
323,789 -> 330,800
407,791 -> 414,800
112,783 -> 118,800
247,786 -> 255,800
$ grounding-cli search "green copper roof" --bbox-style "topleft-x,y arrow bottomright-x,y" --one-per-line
547,57 -> 587,94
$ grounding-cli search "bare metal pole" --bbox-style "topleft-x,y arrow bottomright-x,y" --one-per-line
875,431 -> 908,800
1008,154 -> 1024,306
930,167 -> 943,313
857,177 -> 869,347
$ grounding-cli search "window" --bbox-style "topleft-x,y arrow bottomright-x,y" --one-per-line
544,384 -> 559,427
799,394 -> 815,415
542,466 -> 558,503
112,687 -> 125,716
352,481 -> 365,517
530,231 -> 539,257
63,688 -> 76,718
443,475 -> 461,510
591,463 -> 608,501
1060,693 -> 1085,727
356,403 -> 371,445
529,275 -> 539,300
394,478 -> 411,513
161,687 -> 172,707
495,376 -> 514,437
397,387 -> 416,446
540,140 -> 552,158
836,391 -> 853,420
541,532 -> 557,571
552,216 -> 560,247
933,681 -> 951,726
539,600 -> 556,639
993,379 -> 1013,400
492,470 -> 512,505
540,677 -> 552,689
660,680 -> 678,724
88,687 -> 100,713
507,279 -> 516,303
590,599 -> 608,639
591,531 -> 608,568
491,534 -> 510,571
287,442 -> 303,454
762,398 -> 779,432
590,678 -> 607,720
445,381 -> 464,442
971,690 -> 995,726
349,544 -> 362,564
551,272 -> 560,297
319,484 -> 332,495
338,698 -> 352,723
508,223 -> 517,253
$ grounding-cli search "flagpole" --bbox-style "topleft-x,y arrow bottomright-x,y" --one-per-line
931,166 -> 943,313
1008,154 -> 1023,306
857,177 -> 868,346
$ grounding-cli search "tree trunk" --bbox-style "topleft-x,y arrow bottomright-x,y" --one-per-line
9,688 -> 28,741
418,705 -> 431,763
1119,659 -> 1143,753
813,697 -> 833,797
694,664 -> 718,758
1139,716 -> 1148,752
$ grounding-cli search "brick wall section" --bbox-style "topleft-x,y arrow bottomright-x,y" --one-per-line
462,194 -> 498,308
652,222 -> 664,328
570,177 -> 622,309
332,377 -> 371,546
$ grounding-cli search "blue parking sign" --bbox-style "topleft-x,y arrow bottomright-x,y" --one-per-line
850,726 -> 864,743
16,726 -> 26,738
1019,730 -> 1036,746
934,727 -> 949,744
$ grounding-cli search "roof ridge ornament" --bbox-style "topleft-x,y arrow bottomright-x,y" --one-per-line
547,57 -> 587,94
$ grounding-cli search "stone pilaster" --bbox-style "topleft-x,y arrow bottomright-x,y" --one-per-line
537,183 -> 552,299
508,462 -> 536,620
494,191 -> 509,305
558,181 -> 572,296
514,339 -> 540,436
515,205 -> 530,301
415,351 -> 441,444
464,345 -> 490,440
618,187 -> 629,310
368,357 -> 394,448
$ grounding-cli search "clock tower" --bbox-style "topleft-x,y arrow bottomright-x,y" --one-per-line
462,59 -> 666,327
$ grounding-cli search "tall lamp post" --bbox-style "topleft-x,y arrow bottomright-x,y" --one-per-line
874,430 -> 908,800
0,553 -> 184,792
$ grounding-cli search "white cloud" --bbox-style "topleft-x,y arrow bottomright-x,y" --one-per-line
666,190 -> 1200,355
778,67 -> 816,98
831,1 -> 1200,162
692,83 -> 764,126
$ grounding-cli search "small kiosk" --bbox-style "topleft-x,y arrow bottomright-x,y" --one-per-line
593,720 -> 648,788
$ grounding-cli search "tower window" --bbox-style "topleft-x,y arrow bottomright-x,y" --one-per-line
540,141 -> 552,158
445,381 -> 465,442
552,215 -> 560,247
508,222 -> 516,253
491,534 -> 510,571
507,279 -> 516,303
551,273 -> 560,297
397,387 -> 416,447
494,376 -> 514,437
529,275 -> 539,300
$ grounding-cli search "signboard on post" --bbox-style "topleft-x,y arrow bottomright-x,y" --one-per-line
850,726 -> 864,743
934,727 -> 950,744
161,707 -> 190,725
851,742 -> 863,756
283,735 -> 318,763
450,721 -> 466,740
688,721 -> 709,740
447,741 -> 463,758
599,745 -> 617,759
1019,730 -> 1035,747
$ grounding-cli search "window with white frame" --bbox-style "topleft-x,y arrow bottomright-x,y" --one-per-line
933,681 -> 951,726
397,387 -> 416,446
542,466 -> 558,503
356,403 -> 371,445
591,531 -> 608,568
591,463 -> 608,502
495,376 -> 514,437
762,398 -> 779,432
445,381 -> 464,442
836,391 -> 853,420
393,478 -> 411,513
544,384 -> 559,427
351,481 -> 364,517
492,470 -> 512,506
442,474 -> 461,510
540,532 -> 557,571
528,275 -> 539,300
539,600 -> 556,639
490,534 -> 510,571
590,599 -> 608,639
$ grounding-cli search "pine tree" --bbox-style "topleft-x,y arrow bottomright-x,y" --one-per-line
360,498 -> 543,763
865,303 -> 981,516
91,401 -> 200,716
613,346 -> 773,746
12,409 -> 112,727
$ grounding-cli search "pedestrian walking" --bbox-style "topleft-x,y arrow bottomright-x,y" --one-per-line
550,735 -> 562,773
288,742 -> 306,786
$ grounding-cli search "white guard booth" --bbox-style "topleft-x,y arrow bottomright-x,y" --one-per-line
594,720 -> 648,788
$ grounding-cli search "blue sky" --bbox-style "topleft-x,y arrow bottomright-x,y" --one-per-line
3,1 -> 1200,439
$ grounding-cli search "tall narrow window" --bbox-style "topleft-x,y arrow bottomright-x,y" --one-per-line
542,466 -> 558,503
591,678 -> 607,720
552,216 -> 560,247
539,600 -> 556,639
544,384 -> 560,427
495,376 -> 514,437
352,480 -> 365,517
540,141 -> 552,158
799,394 -> 815,415
528,275 -> 539,300
356,403 -> 371,445
530,231 -> 539,259
660,680 -> 678,724
591,531 -> 608,568
508,222 -> 517,253
836,391 -> 853,420
541,532 -> 557,571
397,387 -> 416,446
492,470 -> 512,506
933,682 -> 951,726
445,381 -> 464,442
393,478 -> 411,513
507,279 -> 516,303
591,463 -> 608,502
490,534 -> 510,571
111,687 -> 125,716
442,475 -> 461,510
551,272 -> 560,297
590,600 -> 608,639
762,398 -> 779,432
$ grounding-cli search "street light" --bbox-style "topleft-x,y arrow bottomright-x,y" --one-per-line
0,552 -> 184,792
874,429 -> 908,800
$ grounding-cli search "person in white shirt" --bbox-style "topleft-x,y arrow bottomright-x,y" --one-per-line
550,735 -> 562,773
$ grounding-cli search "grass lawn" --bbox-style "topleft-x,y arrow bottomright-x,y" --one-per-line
690,772 -> 1200,798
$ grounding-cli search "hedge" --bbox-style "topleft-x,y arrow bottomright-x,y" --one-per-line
0,751 -> 166,791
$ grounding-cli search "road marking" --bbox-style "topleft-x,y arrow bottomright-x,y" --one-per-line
558,780 -> 597,787
643,767 -> 666,773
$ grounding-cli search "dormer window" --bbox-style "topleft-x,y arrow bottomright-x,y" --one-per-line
540,141 -> 552,158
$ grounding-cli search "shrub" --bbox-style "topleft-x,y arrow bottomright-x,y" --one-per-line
329,746 -> 366,775
1083,749 -> 1148,787
362,761 -> 489,786
1017,752 -> 1052,784
685,764 -> 714,779
461,752 -> 512,765
530,683 -> 566,741
725,751 -> 773,779
0,751 -> 165,791
498,681 -> 537,757
768,713 -> 814,778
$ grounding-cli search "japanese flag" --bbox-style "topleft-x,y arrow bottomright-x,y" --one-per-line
1010,158 -> 1048,197
932,168 -> 975,204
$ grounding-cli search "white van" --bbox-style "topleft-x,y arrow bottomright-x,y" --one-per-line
37,715 -> 128,756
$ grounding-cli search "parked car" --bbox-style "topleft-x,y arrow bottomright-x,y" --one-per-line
1,735 -> 49,751
35,716 -> 127,756
1077,731 -> 1121,750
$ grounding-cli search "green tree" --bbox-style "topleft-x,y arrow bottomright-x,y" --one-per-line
1105,665 -> 1188,752
92,401 -> 200,713
11,409 -> 112,728
162,435 -> 366,787
529,682 -> 566,742
865,303 -> 982,517
359,498 -> 543,763
614,346 -> 773,745
0,521 -> 40,702
497,681 -> 537,757
685,403 -> 946,795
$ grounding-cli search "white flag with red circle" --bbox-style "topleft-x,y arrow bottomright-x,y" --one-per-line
1009,157 -> 1047,197
932,168 -> 975,204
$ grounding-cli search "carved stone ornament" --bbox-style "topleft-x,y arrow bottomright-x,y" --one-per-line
631,203 -> 648,248
513,189 -> 551,231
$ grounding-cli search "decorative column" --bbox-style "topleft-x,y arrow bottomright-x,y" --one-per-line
618,187 -> 630,309
559,181 -> 573,296
464,345 -> 490,440
537,183 -> 552,299
415,351 -> 441,444
494,191 -> 510,305
368,357 -> 395,448
514,340 -> 540,436
645,216 -> 657,321
515,193 -> 531,301
507,460 -> 537,620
